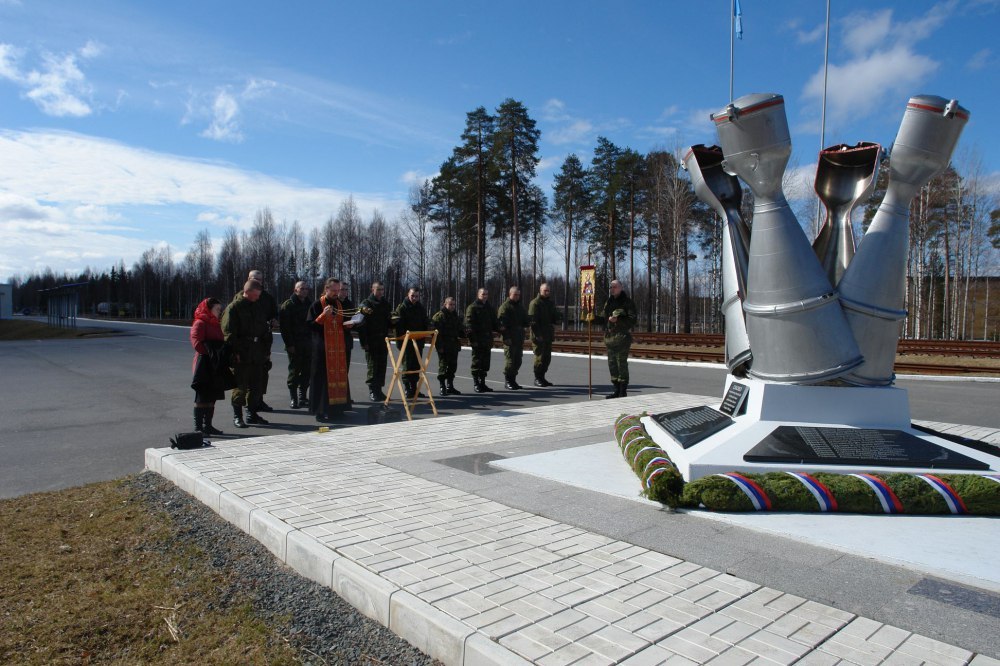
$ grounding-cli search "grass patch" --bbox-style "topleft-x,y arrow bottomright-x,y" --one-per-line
0,319 -> 120,341
0,478 -> 302,664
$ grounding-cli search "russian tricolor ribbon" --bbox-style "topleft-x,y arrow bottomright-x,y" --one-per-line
619,425 -> 643,445
614,414 -> 636,428
643,457 -> 674,477
646,467 -> 671,488
632,446 -> 661,466
716,472 -> 772,511
849,473 -> 904,514
785,472 -> 838,512
915,474 -> 968,515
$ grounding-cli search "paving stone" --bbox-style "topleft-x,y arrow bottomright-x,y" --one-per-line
895,633 -> 975,665
499,631 -> 552,662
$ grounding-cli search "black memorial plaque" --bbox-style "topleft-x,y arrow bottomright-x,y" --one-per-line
652,406 -> 734,449
719,382 -> 749,416
744,426 -> 989,470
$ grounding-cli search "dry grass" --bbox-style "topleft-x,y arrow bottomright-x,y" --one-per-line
0,320 -> 119,341
0,479 -> 301,665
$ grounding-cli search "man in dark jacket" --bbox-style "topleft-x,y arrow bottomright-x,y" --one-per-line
222,279 -> 273,427
246,269 -> 278,411
358,281 -> 392,401
464,287 -> 498,393
497,286 -> 530,390
278,281 -> 311,408
431,296 -> 463,396
393,286 -> 430,399
528,282 -> 561,387
603,279 -> 637,399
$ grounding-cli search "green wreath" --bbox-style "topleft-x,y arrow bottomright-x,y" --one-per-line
614,414 -> 1000,516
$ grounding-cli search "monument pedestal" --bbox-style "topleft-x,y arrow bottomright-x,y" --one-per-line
641,376 -> 998,481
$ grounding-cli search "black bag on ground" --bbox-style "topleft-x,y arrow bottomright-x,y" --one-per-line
367,404 -> 403,425
170,432 -> 209,449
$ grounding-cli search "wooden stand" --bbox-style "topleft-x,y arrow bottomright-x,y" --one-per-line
385,331 -> 438,421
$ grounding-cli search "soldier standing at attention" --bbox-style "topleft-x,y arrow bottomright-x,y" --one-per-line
431,296 -> 463,396
465,287 -> 498,393
246,269 -> 278,412
278,281 -> 311,409
222,279 -> 272,428
359,281 -> 392,401
497,286 -> 529,390
528,282 -> 561,387
603,279 -> 637,399
393,286 -> 430,399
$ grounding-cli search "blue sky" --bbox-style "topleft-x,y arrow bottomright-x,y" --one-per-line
1,0 -> 998,279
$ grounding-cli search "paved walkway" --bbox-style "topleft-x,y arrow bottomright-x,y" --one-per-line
146,393 -> 1000,665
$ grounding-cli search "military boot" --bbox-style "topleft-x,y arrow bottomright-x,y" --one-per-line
246,407 -> 269,425
193,407 -> 206,433
446,378 -> 461,395
298,386 -> 308,407
233,404 -> 248,429
438,379 -> 449,396
368,386 -> 379,401
473,377 -> 485,393
619,382 -> 628,398
538,375 -> 553,387
289,387 -> 299,409
203,406 -> 224,436
605,381 -> 621,399
481,377 -> 494,393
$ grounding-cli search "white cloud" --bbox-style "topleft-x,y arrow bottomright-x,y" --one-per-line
0,42 -> 99,117
536,155 -> 562,173
796,24 -> 825,45
400,170 -> 436,187
841,9 -> 893,57
548,119 -> 594,146
967,48 -> 993,70
200,88 -> 243,142
0,129 -> 407,277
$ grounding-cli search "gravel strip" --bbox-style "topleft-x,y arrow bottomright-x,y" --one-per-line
127,471 -> 440,666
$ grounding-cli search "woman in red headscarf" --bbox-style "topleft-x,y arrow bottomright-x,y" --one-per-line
190,297 -> 231,434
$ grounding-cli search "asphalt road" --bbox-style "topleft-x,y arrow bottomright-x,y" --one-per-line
1,317 -> 997,499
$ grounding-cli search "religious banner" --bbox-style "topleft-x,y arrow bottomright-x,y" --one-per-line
579,265 -> 596,322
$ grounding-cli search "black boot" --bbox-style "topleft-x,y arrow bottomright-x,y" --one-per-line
204,406 -> 223,435
539,375 -> 553,387
534,375 -> 545,387
257,399 -> 273,412
606,381 -> 621,399
194,407 -> 206,433
439,379 -> 449,397
405,381 -> 417,399
480,377 -> 494,393
619,382 -> 628,398
473,377 -> 484,393
446,378 -> 461,395
246,407 -> 269,425
289,387 -> 299,409
504,375 -> 519,390
298,386 -> 308,407
369,387 -> 379,401
233,404 -> 248,429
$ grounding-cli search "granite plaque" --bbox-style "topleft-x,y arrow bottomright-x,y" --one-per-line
652,406 -> 734,449
719,382 -> 749,416
744,426 -> 989,470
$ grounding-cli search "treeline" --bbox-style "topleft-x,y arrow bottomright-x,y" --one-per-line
9,98 -> 1000,338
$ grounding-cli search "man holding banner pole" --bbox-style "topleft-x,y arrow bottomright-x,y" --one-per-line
579,265 -> 595,399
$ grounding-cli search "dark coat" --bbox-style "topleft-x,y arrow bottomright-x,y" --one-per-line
278,294 -> 311,351
528,295 -> 562,343
465,299 -> 498,347
358,294 -> 393,350
221,294 -> 272,365
393,299 -> 430,348
602,291 -> 637,343
431,308 -> 463,353
497,298 -> 530,347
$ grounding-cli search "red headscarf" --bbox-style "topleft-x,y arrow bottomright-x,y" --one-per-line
193,298 -> 220,325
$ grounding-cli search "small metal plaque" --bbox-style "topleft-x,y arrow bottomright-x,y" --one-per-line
652,406 -> 734,449
719,382 -> 749,416
744,426 -> 990,470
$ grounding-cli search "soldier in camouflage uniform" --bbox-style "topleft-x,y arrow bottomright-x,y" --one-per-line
497,286 -> 530,390
358,281 -> 392,401
603,279 -> 637,399
278,281 -> 311,408
245,269 -> 278,411
393,286 -> 430,399
528,282 -> 561,387
222,279 -> 273,427
431,296 -> 463,396
465,288 -> 498,393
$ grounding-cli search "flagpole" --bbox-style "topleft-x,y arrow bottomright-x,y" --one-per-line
729,0 -> 735,103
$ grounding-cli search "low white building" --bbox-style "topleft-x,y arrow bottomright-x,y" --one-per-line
0,283 -> 12,319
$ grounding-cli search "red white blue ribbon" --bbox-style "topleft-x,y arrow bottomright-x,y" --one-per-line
619,424 -> 644,446
849,473 -> 904,514
915,474 -> 968,515
615,414 -> 636,428
716,473 -> 772,511
646,466 -> 671,488
643,457 -> 674,477
785,472 -> 838,512
632,446 -> 661,466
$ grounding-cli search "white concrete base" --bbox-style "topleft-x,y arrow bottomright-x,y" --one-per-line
641,375 -> 1000,480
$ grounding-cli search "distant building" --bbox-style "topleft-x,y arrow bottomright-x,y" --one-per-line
0,283 -> 11,319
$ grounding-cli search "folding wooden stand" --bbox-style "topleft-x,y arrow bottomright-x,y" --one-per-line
385,330 -> 438,421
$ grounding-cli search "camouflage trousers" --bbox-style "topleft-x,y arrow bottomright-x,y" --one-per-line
286,346 -> 311,389
232,363 -> 265,409
503,339 -> 524,378
437,345 -> 459,381
532,339 -> 552,377
605,337 -> 632,384
365,347 -> 388,389
470,344 -> 492,380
